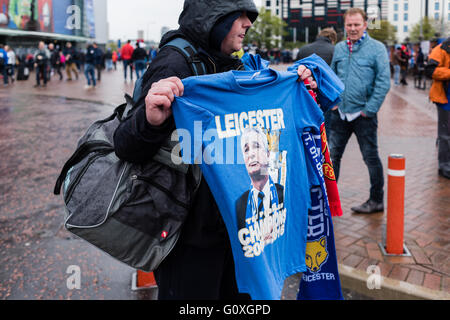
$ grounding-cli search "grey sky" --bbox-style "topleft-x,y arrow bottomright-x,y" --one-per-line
107,0 -> 263,42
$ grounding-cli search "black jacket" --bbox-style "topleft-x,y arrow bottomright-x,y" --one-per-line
132,47 -> 148,62
85,46 -> 96,65
114,0 -> 258,249
296,36 -> 335,66
50,49 -> 60,66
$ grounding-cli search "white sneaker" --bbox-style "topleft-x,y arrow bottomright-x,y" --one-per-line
84,85 -> 92,89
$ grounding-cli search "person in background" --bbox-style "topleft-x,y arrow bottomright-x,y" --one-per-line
33,41 -> 50,88
330,8 -> 391,214
426,37 -> 450,179
296,27 -> 338,133
132,41 -> 148,80
5,45 -> 16,83
105,48 -> 113,71
391,45 -> 404,86
400,44 -> 410,86
63,42 -> 78,81
83,43 -> 97,89
93,42 -> 104,82
48,43 -> 63,81
121,40 -> 134,82
296,27 -> 337,66
0,44 -> 9,87
112,50 -> 118,70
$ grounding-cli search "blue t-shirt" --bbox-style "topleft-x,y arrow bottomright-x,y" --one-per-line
172,67 -> 325,300
241,53 -> 270,71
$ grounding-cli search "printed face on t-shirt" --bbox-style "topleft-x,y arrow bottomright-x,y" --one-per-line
242,129 -> 270,182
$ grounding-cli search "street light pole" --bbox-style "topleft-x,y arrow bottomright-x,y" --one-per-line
420,0 -> 423,39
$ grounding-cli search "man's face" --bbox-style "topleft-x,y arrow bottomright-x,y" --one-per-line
221,12 -> 252,55
242,131 -> 270,179
345,13 -> 367,42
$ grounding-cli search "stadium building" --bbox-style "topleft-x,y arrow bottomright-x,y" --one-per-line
0,0 -> 108,51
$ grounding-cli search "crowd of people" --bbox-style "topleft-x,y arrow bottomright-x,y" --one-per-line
0,40 -> 160,89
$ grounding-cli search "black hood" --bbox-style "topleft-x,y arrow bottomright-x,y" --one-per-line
162,0 -> 258,50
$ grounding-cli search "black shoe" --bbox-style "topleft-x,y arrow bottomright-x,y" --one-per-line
351,199 -> 384,214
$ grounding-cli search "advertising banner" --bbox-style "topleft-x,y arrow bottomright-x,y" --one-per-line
0,0 -> 95,38
38,0 -> 53,32
84,0 -> 95,38
53,0 -> 73,35
6,0 -> 39,31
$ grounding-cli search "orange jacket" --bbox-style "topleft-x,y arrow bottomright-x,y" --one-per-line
429,43 -> 450,104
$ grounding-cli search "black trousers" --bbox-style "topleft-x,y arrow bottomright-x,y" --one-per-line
36,65 -> 47,85
154,241 -> 251,300
437,105 -> 450,176
328,110 -> 384,203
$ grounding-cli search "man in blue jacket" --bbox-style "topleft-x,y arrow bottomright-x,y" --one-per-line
330,8 -> 390,214
0,44 -> 9,87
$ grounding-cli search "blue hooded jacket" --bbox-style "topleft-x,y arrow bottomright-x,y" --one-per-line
331,34 -> 391,117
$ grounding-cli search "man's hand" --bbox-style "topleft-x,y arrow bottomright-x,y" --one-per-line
297,65 -> 318,89
145,77 -> 184,126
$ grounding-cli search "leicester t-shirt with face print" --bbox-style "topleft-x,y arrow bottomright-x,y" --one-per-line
171,67 -> 325,300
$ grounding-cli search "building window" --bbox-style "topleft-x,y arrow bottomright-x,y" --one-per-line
394,3 -> 398,11
394,13 -> 398,21
403,25 -> 408,32
435,12 -> 439,20
435,2 -> 439,11
404,13 -> 408,21
266,1 -> 271,6
404,3 -> 408,11
394,25 -> 398,32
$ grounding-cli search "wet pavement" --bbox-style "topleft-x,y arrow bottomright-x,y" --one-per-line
0,65 -> 448,300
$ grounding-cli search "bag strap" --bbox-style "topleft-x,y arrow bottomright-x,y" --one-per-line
53,140 -> 114,195
131,37 -> 208,104
162,38 -> 208,76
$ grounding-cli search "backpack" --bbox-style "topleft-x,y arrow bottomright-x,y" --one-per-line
132,37 -> 207,103
54,37 -> 207,272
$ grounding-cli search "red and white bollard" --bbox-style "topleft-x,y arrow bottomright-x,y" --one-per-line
131,270 -> 158,291
386,154 -> 406,255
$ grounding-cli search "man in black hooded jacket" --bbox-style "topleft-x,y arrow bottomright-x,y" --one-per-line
114,0 -> 316,300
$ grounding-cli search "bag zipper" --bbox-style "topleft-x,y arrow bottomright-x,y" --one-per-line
65,153 -> 108,204
131,175 -> 190,210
